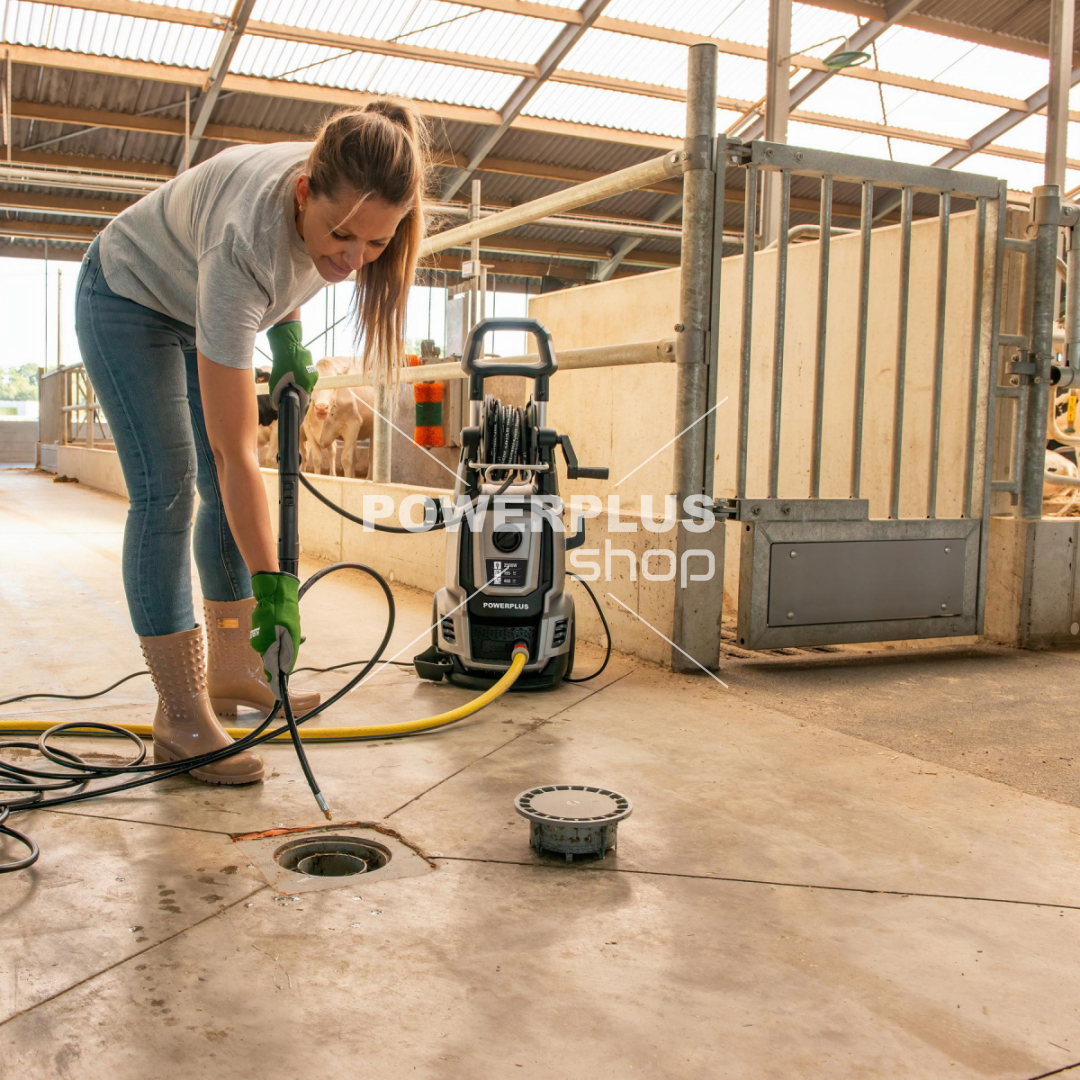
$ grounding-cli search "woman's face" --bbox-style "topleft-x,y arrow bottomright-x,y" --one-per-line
295,175 -> 407,283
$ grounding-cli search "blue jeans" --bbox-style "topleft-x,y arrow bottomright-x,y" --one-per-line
75,237 -> 251,637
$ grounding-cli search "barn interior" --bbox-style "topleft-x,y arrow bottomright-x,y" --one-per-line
3,2 -> 1080,1077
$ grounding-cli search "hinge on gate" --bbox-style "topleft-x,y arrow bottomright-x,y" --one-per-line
1008,352 -> 1055,385
722,139 -> 752,166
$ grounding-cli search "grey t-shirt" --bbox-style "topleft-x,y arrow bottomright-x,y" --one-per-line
99,142 -> 326,368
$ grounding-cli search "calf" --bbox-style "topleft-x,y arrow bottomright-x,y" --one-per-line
300,356 -> 374,478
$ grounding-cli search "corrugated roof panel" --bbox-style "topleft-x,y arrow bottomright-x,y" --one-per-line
524,82 -> 739,138
230,37 -> 519,109
786,118 -> 950,168
714,54 -> 767,103
962,152 -> 1076,194
872,26 -> 1048,98
604,0 -> 766,45
790,4 -> 862,58
153,0 -> 234,13
805,78 -> 1004,140
997,116 -> 1080,165
559,28 -> 688,88
3,1 -> 223,68
253,0 -> 561,65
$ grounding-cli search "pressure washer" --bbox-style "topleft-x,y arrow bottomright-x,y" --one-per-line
0,318 -> 611,873
414,317 -> 609,690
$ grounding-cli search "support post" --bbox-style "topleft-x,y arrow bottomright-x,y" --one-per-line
1020,185 -> 1061,519
1045,0 -> 1074,190
371,382 -> 394,484
761,0 -> 792,247
671,42 -> 724,674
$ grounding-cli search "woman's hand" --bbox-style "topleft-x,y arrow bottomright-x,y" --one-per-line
267,320 -> 319,414
250,571 -> 302,698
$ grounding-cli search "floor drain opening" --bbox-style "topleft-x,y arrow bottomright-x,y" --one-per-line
274,836 -> 391,878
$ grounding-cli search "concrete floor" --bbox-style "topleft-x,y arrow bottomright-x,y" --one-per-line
3,466 -> 1080,1079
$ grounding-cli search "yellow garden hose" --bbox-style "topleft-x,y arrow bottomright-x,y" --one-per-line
0,649 -> 528,743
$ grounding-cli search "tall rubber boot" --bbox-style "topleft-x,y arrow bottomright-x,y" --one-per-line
140,626 -> 264,785
204,598 -> 321,719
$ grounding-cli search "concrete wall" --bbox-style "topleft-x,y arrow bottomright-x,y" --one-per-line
57,445 -> 127,496
0,420 -> 39,463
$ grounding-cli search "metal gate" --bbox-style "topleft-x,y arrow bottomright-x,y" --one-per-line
713,142 -> 1006,649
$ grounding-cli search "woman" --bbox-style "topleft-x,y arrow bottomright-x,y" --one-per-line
75,99 -> 429,785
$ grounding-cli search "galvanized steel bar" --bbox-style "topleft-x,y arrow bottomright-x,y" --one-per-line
1020,185 -> 1062,518
963,197 -> 987,518
672,42 -> 716,508
768,170 -> 791,499
421,152 -> 685,258
1045,0 -> 1075,189
701,136 -> 727,500
851,179 -> 872,499
370,382 -> 393,484
889,186 -> 914,519
749,141 -> 1001,200
672,41 -> 722,674
1011,226 -> 1035,502
927,192 -> 950,518
737,164 -> 759,499
809,174 -> 832,498
1065,221 -> 1080,370
257,339 -> 678,394
976,181 -> 1009,631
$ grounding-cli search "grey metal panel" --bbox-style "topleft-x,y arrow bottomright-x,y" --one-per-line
749,142 -> 1001,199
1020,518 -> 1080,648
767,538 -> 966,627
737,517 -> 981,649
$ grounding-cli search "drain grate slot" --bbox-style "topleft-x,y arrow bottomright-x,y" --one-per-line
274,836 -> 390,878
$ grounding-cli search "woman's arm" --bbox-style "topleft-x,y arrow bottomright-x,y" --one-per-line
197,351 -> 277,575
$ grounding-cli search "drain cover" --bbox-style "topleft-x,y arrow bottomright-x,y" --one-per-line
514,785 -> 632,861
275,836 -> 389,878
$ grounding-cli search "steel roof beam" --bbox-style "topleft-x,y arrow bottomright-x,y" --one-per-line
438,0 -> 610,202
175,0 -> 256,172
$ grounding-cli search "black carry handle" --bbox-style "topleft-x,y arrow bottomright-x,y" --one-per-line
461,318 -> 557,402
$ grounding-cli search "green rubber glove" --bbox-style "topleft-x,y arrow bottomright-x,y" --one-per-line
249,571 -> 302,699
267,321 -> 318,414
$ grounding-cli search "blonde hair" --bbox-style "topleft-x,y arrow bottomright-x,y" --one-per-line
306,98 -> 431,383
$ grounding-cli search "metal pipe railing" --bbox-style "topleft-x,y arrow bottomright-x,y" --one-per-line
889,185 -> 914,519
266,339 -> 677,394
1020,185 -> 1062,518
435,203 -> 686,240
767,169 -> 791,499
850,179 -> 873,499
420,152 -> 686,258
927,191 -> 951,519
671,43 -> 717,511
809,174 -> 833,498
736,163 -> 758,500
963,196 -> 988,519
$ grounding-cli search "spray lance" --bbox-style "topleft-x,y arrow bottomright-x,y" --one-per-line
272,383 -> 332,820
